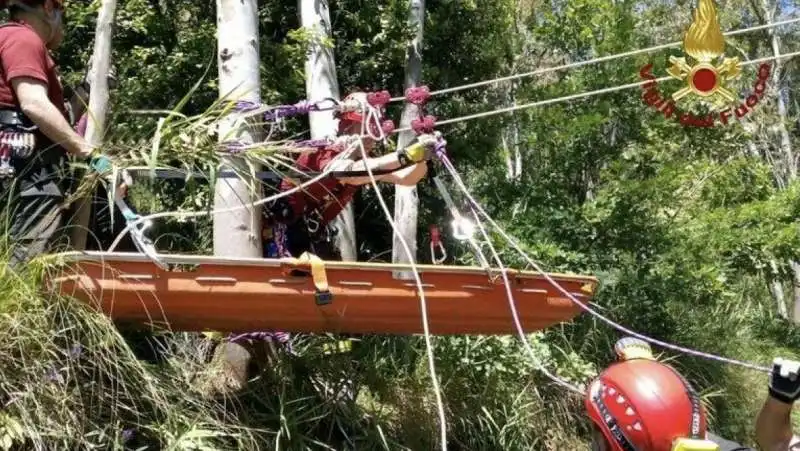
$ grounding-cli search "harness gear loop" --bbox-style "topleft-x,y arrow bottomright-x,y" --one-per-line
292,251 -> 333,306
429,224 -> 446,265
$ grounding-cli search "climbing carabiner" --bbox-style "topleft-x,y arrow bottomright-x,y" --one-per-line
429,224 -> 447,265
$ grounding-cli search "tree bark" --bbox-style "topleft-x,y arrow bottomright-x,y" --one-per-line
769,260 -> 789,319
69,0 -> 117,251
392,0 -> 425,278
757,0 -> 799,320
299,0 -> 355,261
209,0 -> 263,394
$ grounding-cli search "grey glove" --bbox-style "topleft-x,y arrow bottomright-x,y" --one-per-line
769,357 -> 800,404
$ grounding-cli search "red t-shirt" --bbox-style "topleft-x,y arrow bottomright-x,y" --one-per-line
0,23 -> 66,118
279,146 -> 360,223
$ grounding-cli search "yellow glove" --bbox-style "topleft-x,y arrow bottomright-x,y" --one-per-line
397,133 -> 442,164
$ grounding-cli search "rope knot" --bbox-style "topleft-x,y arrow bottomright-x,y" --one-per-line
367,90 -> 391,107
411,115 -> 437,134
406,85 -> 431,106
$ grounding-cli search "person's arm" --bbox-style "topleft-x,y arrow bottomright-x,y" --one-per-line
756,397 -> 799,450
326,151 -> 408,186
379,160 -> 428,186
0,29 -> 93,158
13,77 -> 93,158
756,358 -> 800,451
328,134 -> 438,186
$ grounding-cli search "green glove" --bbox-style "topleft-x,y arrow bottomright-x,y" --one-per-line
90,154 -> 113,174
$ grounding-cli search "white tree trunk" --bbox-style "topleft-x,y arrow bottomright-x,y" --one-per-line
299,0 -> 355,261
214,0 -> 262,259
770,260 -> 789,319
208,0 -> 263,394
392,0 -> 425,278
760,0 -> 800,320
69,0 -> 117,251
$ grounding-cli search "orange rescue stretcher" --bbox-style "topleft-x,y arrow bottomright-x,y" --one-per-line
46,251 -> 599,335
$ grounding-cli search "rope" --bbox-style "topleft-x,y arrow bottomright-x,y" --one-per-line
355,137 -> 448,451
388,17 -> 800,102
464,198 -> 584,394
107,140 -> 361,252
437,156 -> 772,374
394,51 -> 800,133
108,107 -> 451,447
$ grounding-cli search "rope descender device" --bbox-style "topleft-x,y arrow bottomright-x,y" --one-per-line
429,224 -> 447,265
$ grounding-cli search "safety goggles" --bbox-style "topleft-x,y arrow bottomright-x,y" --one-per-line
672,438 -> 720,451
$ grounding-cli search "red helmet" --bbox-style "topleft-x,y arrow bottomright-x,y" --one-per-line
585,341 -> 709,451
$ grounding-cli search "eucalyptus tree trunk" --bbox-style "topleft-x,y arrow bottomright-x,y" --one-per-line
392,0 -> 425,277
759,0 -> 799,320
207,0 -> 263,395
299,0 -> 354,261
69,0 -> 117,251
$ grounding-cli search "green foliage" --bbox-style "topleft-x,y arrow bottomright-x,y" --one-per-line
3,0 -> 799,449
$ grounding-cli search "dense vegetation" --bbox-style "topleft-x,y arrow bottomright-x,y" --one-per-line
0,0 -> 798,449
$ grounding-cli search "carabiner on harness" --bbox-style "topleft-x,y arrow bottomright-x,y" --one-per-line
429,224 -> 446,265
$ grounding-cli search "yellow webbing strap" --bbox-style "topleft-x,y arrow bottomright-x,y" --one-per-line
295,252 -> 333,305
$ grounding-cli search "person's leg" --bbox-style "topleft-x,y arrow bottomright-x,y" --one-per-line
7,152 -> 70,268
8,194 -> 65,267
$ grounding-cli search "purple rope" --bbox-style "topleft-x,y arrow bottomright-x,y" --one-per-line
434,138 -> 447,158
293,139 -> 331,148
264,101 -> 317,122
234,100 -> 261,113
225,331 -> 293,354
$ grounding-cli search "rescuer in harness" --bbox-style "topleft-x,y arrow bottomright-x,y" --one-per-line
202,92 -> 440,396
586,337 -> 800,451
0,0 -> 108,266
261,91 -> 438,260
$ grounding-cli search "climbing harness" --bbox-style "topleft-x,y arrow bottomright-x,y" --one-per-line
0,109 -> 38,181
0,129 -> 35,179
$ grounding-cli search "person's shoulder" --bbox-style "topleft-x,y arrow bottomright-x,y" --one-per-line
0,23 -> 46,50
0,23 -> 39,39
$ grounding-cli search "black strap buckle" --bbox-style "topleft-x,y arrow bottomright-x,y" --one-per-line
315,289 -> 333,306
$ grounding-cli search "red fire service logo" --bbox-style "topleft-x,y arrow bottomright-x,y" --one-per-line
638,0 -> 770,127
